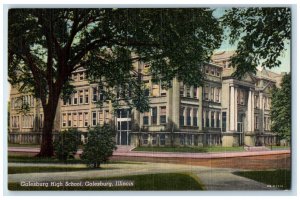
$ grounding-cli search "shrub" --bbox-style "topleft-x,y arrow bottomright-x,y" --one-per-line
53,128 -> 81,161
81,125 -> 117,168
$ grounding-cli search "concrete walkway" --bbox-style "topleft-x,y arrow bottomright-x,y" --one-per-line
8,146 -> 290,159
8,162 -> 275,190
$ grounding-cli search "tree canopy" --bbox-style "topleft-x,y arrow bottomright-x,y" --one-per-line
221,7 -> 291,78
270,73 -> 291,142
8,8 -> 222,156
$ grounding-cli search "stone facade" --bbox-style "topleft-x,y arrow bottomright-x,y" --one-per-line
9,51 -> 285,146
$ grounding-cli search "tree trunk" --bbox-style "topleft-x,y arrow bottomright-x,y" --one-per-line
37,117 -> 55,157
36,97 -> 59,157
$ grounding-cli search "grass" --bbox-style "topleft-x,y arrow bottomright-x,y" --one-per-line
234,170 -> 291,190
133,146 -> 245,153
266,145 -> 290,150
8,173 -> 204,191
8,155 -> 84,164
8,166 -> 104,174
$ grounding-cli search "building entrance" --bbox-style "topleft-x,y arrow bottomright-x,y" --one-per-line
116,109 -> 131,145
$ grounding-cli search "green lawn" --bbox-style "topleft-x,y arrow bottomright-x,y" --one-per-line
8,155 -> 84,164
8,166 -> 101,174
133,146 -> 245,153
8,173 -> 203,191
266,145 -> 290,150
234,170 -> 291,190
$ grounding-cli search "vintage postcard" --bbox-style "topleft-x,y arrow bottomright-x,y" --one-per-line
6,6 -> 292,193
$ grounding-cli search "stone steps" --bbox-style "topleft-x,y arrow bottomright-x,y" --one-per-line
244,146 -> 270,151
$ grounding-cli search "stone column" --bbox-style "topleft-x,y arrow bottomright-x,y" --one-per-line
234,87 -> 237,131
247,90 -> 253,132
229,86 -> 236,131
171,78 -> 180,127
198,87 -> 203,130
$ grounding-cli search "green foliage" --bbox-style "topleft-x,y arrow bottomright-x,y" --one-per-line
270,73 -> 291,142
81,125 -> 117,168
53,129 -> 81,161
234,170 -> 291,190
8,173 -> 203,191
8,9 -> 222,156
222,8 -> 291,78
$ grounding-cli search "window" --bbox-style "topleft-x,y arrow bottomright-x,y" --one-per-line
73,91 -> 78,105
210,87 -> 214,101
206,110 -> 210,127
84,89 -> 89,104
144,81 -> 150,97
211,67 -> 215,75
160,134 -> 166,146
203,86 -> 209,100
79,72 -> 84,80
205,66 -> 209,74
92,87 -> 97,102
215,88 -> 220,103
142,133 -> 148,145
84,112 -> 89,127
78,112 -> 83,127
79,90 -> 84,104
99,86 -> 104,101
193,87 -> 197,99
255,115 -> 259,130
152,134 -> 157,145
222,112 -> 226,132
62,114 -> 67,127
264,117 -> 267,130
186,108 -> 191,126
216,69 -> 220,77
68,113 -> 72,127
216,112 -> 220,128
98,111 -> 104,125
73,113 -> 77,127
143,112 -> 149,125
68,98 -> 72,105
92,111 -> 97,126
151,107 -> 157,125
193,108 -> 197,126
160,106 -> 167,124
63,99 -> 67,106
152,83 -> 159,97
180,107 -> 185,126
211,111 -> 215,127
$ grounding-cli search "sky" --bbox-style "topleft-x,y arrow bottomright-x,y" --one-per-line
213,8 -> 291,74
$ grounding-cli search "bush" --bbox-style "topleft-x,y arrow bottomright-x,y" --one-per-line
53,128 -> 81,161
81,125 -> 117,168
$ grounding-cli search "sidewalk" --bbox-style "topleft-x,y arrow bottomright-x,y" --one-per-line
8,162 -> 275,190
8,146 -> 290,159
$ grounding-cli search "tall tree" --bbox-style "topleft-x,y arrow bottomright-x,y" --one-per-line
270,73 -> 291,144
8,8 -> 222,157
221,7 -> 291,78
